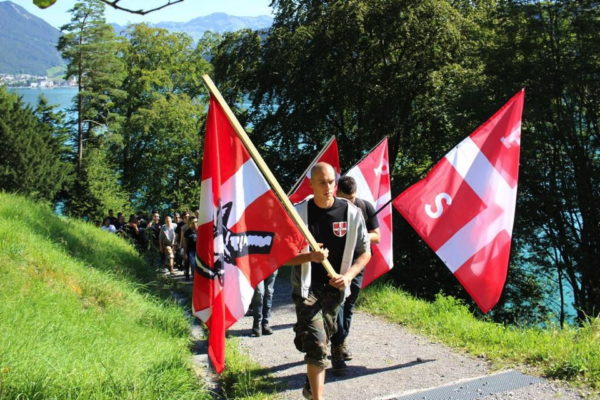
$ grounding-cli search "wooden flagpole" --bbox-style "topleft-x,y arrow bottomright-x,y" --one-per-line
201,74 -> 338,278
287,135 -> 336,196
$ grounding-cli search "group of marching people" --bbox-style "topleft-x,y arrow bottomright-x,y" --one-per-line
98,165 -> 377,400
100,209 -> 200,281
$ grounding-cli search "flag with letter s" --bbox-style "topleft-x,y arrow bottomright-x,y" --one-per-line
393,90 -> 525,313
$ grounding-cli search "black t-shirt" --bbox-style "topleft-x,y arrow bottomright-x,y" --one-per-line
184,227 -> 197,250
307,198 -> 349,286
175,221 -> 185,236
354,198 -> 380,231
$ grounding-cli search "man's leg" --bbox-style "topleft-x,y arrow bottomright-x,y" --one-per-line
261,270 -> 277,334
338,276 -> 362,359
307,364 -> 325,400
250,281 -> 265,336
293,291 -> 332,400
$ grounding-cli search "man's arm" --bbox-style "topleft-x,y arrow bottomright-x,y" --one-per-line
329,250 -> 371,290
364,201 -> 381,244
369,228 -> 380,244
284,247 -> 329,266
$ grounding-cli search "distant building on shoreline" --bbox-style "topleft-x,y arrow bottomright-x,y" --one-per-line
0,73 -> 76,89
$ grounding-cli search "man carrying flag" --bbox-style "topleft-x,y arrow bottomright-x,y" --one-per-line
392,90 -> 525,313
285,162 -> 371,400
193,88 -> 306,373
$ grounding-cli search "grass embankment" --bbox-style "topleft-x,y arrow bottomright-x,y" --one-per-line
0,193 -> 210,399
359,283 -> 600,392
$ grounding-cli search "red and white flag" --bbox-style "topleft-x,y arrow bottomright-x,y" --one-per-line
392,90 -> 525,312
193,96 -> 305,373
288,136 -> 341,203
344,138 -> 393,288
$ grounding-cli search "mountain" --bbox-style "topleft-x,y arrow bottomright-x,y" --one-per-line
0,1 -> 272,75
112,12 -> 273,41
0,1 -> 64,75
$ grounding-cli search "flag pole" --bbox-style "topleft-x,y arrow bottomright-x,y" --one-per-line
201,74 -> 338,278
375,199 -> 392,216
287,135 -> 336,196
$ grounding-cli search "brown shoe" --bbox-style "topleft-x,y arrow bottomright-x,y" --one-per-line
341,340 -> 352,361
262,324 -> 274,335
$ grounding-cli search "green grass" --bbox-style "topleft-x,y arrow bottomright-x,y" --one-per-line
220,338 -> 278,400
359,282 -> 600,392
172,278 -> 277,400
0,193 -> 210,399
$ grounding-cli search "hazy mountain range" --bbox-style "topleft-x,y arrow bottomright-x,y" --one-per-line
112,12 -> 273,41
0,1 -> 272,75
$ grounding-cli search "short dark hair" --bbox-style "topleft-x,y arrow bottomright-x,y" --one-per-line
338,175 -> 357,195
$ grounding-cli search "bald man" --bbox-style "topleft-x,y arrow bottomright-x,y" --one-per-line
286,162 -> 371,400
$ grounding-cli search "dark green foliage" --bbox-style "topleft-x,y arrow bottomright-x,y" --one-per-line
0,87 -> 71,201
113,24 -> 210,212
57,0 -> 126,170
481,0 -> 600,323
209,0 -> 599,325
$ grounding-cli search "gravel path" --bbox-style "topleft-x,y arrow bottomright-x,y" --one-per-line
231,273 -> 586,400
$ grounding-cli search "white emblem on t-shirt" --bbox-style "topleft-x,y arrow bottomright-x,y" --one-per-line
332,221 -> 347,237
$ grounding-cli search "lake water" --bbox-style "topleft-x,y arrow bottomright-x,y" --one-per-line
9,87 -> 77,111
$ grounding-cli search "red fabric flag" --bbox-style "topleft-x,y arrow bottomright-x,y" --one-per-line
392,90 -> 525,312
193,96 -> 305,373
344,138 -> 393,288
288,136 -> 341,203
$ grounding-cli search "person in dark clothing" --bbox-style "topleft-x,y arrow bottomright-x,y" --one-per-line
182,216 -> 197,281
285,162 -> 371,400
106,209 -> 117,226
331,175 -> 381,372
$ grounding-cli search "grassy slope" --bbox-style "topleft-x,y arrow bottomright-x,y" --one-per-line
0,193 -> 210,399
359,283 -> 599,392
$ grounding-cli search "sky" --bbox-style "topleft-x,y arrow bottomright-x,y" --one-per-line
15,0 -> 274,28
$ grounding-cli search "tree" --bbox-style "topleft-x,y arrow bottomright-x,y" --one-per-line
210,0 -> 553,324
57,0 -> 126,171
482,0 -> 600,323
112,24 -> 210,211
0,87 -> 71,202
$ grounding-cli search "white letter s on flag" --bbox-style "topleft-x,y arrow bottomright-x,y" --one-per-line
425,193 -> 452,219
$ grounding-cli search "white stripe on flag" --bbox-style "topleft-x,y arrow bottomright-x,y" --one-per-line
221,159 -> 270,229
346,168 -> 376,205
437,137 -> 517,272
223,262 -> 254,322
376,190 -> 391,210
198,177 -> 213,226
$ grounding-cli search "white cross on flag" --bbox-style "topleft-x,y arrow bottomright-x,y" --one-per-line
392,90 -> 525,312
193,96 -> 305,373
344,138 -> 393,288
288,136 -> 341,204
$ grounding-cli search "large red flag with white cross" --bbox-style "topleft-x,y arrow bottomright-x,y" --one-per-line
193,96 -> 305,373
393,90 -> 524,312
288,136 -> 340,204
344,138 -> 393,288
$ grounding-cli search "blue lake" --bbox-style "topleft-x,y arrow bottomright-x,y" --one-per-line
9,86 -> 77,111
